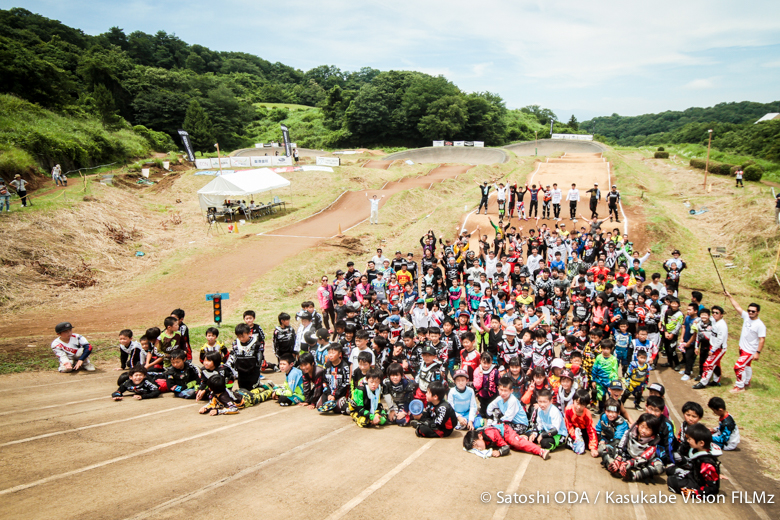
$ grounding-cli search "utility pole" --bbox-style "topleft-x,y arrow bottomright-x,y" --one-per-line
215,143 -> 223,176
535,131 -> 538,156
703,129 -> 713,188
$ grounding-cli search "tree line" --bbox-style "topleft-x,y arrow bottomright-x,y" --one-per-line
0,8 -> 579,154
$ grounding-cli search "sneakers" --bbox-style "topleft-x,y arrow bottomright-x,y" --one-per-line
694,375 -> 702,382
678,369 -> 686,375
729,386 -> 744,394
708,381 -> 721,387
409,420 -> 421,429
634,403 -> 643,410
681,374 -> 690,381
692,383 -> 706,390
83,359 -> 96,372
540,449 -> 550,460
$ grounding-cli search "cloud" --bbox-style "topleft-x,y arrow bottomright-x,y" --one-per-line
762,60 -> 780,68
683,79 -> 715,90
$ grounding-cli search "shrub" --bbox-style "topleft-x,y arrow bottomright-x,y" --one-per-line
743,164 -> 763,182
730,165 -> 740,175
657,146 -> 665,151
654,151 -> 669,159
132,125 -> 176,152
690,158 -> 706,169
717,163 -> 734,175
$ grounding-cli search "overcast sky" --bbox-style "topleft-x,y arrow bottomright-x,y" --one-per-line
5,0 -> 780,121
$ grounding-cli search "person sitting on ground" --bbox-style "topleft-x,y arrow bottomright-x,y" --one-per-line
411,380 -> 457,438
602,413 -> 665,482
117,329 -> 144,371
707,396 -> 740,451
51,321 -> 95,373
350,368 -> 388,427
164,349 -> 201,399
667,422 -> 721,498
564,389 -> 599,457
254,353 -> 305,406
595,398 -> 629,456
199,374 -> 246,415
528,389 -> 567,452
112,366 -> 160,400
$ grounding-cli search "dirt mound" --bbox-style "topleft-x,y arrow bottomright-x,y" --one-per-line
362,160 -> 393,170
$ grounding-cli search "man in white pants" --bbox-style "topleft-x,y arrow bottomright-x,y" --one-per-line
551,183 -> 562,220
51,322 -> 96,373
566,183 -> 580,220
367,194 -> 385,225
725,292 -> 765,393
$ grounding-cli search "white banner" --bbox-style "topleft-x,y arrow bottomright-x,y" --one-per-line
250,156 -> 274,167
254,143 -> 263,148
432,141 -> 445,147
195,159 -> 212,169
551,133 -> 594,141
453,141 -> 465,147
316,156 -> 340,167
230,157 -> 250,167
474,141 -> 485,147
290,143 -> 297,149
272,156 -> 293,166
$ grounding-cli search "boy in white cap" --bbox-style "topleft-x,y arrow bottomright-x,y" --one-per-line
51,322 -> 96,372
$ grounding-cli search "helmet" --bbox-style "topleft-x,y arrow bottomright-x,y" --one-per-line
55,322 -> 73,334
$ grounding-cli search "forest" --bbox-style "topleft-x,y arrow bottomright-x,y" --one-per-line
2,8 -> 777,173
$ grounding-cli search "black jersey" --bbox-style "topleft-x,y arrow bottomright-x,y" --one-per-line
273,326 -> 296,356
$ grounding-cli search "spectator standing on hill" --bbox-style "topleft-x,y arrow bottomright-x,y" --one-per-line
734,168 -> 744,188
725,292 -> 766,393
52,164 -> 62,186
10,174 -> 28,207
774,192 -> 780,225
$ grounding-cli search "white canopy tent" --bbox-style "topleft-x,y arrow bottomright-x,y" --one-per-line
197,169 -> 291,210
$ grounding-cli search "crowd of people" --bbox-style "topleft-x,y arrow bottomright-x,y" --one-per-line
50,183 -> 768,499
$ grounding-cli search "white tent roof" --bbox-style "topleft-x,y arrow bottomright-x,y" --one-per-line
197,169 -> 291,210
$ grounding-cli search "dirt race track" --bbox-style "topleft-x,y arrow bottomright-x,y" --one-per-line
0,163 -> 472,339
384,146 -> 508,164
505,139 -> 606,156
1,152 -> 778,520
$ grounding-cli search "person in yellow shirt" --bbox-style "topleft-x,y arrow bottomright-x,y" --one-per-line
397,264 -> 413,287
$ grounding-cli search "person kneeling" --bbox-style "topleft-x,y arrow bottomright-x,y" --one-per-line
411,381 -> 457,438
602,413 -> 665,482
667,422 -> 721,498
528,389 -> 567,452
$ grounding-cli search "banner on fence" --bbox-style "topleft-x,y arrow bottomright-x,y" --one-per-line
551,134 -> 594,141
251,156 -> 274,167
432,141 -> 445,147
316,156 -> 340,167
195,159 -> 212,169
229,157 -> 250,167
474,141 -> 485,147
453,141 -> 465,147
272,156 -> 293,166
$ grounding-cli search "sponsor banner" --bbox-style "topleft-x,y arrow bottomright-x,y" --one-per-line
464,141 -> 474,147
454,141 -> 465,147
444,141 -> 453,146
551,133 -> 594,141
333,150 -> 360,155
195,159 -> 212,169
432,141 -> 445,147
251,156 -> 274,167
264,143 -> 273,148
210,157 -> 230,168
177,129 -> 196,162
316,156 -> 340,167
230,157 -> 251,167
272,156 -> 293,166
254,143 -> 263,148
280,124 -> 292,157
474,141 -> 485,147
290,143 -> 297,149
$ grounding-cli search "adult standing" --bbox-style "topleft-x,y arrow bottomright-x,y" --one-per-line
52,164 -> 62,186
725,292 -> 766,393
10,174 -> 28,207
367,194 -> 384,225
476,180 -> 492,215
317,275 -> 335,330
566,183 -> 580,220
551,183 -> 562,220
585,183 -> 600,219
606,185 -> 621,222
0,180 -> 9,213
372,248 -> 390,268
293,148 -> 299,164
694,305 -> 728,389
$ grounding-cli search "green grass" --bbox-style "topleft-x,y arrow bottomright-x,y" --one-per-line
625,143 -> 780,182
253,102 -> 317,112
0,94 -> 152,176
